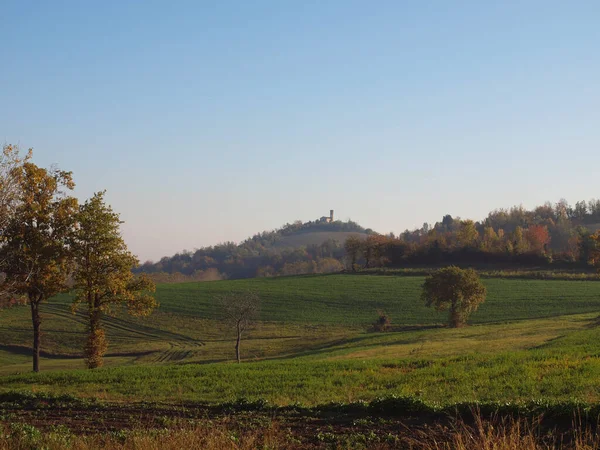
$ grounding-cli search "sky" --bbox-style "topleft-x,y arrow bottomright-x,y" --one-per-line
2,1 -> 599,262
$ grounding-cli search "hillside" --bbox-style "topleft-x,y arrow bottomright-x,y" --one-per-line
138,218 -> 373,280
272,231 -> 367,248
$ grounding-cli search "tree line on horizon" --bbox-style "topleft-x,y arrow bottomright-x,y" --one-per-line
0,144 -> 156,372
346,202 -> 600,270
139,199 -> 600,281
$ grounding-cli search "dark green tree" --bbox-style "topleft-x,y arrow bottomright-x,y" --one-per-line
421,266 -> 486,328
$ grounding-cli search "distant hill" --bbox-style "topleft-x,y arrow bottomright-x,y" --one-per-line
137,218 -> 376,280
273,231 -> 368,249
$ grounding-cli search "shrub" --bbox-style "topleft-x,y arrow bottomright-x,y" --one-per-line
372,310 -> 391,332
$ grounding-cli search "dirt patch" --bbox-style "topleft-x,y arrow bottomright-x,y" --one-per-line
0,401 -> 588,449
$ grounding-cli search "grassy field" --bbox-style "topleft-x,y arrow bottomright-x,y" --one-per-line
3,273 -> 600,448
153,274 -> 600,324
3,313 -> 600,405
2,275 -> 600,373
1,274 -> 600,404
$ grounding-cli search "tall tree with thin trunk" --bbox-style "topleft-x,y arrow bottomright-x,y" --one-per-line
71,192 -> 157,369
589,231 -> 600,269
1,162 -> 77,372
344,236 -> 362,271
219,291 -> 259,363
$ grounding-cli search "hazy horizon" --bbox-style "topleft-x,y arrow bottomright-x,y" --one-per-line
3,1 -> 599,261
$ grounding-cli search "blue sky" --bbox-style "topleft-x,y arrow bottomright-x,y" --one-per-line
2,1 -> 599,261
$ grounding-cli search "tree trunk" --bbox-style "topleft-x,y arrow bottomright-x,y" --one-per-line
449,305 -> 462,328
90,306 -> 101,334
30,296 -> 41,373
86,295 -> 106,369
235,322 -> 241,363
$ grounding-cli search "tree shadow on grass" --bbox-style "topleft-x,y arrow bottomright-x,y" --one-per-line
585,314 -> 600,328
0,344 -> 80,359
256,324 -> 445,362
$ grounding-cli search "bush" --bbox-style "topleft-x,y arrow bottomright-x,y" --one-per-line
372,310 -> 391,332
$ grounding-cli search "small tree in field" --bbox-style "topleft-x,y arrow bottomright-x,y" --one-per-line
372,310 -> 391,332
219,291 -> 259,363
421,266 -> 486,328
71,192 -> 157,369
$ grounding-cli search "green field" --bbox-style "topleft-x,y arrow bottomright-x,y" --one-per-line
2,274 -> 600,408
3,314 -> 600,406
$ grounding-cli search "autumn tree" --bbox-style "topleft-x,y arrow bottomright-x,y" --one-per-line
219,291 -> 260,363
588,232 -> 600,269
0,144 -> 33,307
456,220 -> 479,248
512,226 -> 528,254
344,235 -> 362,271
421,266 -> 487,328
481,226 -> 500,252
0,145 -> 32,229
0,162 -> 77,372
565,234 -> 581,262
370,234 -> 391,267
525,225 -> 551,255
316,257 -> 344,273
357,234 -> 390,268
362,236 -> 374,268
71,192 -> 157,369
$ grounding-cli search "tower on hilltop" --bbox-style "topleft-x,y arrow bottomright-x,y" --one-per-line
319,210 -> 335,223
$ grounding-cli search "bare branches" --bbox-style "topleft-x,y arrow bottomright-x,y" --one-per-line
220,291 -> 260,331
218,291 -> 260,362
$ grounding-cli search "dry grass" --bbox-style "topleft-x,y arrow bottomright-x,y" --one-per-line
2,415 -> 600,449
0,420 -> 293,450
407,415 -> 600,450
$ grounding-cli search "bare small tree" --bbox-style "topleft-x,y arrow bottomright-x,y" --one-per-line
219,291 -> 259,363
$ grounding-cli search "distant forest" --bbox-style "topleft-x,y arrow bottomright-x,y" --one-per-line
138,199 -> 600,281
350,199 -> 600,270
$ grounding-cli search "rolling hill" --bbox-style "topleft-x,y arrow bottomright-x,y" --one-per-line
271,231 -> 367,248
138,218 -> 373,279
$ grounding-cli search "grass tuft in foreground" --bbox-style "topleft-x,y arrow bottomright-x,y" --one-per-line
2,414 -> 600,449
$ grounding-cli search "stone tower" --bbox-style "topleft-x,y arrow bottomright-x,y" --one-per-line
330,210 -> 334,222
